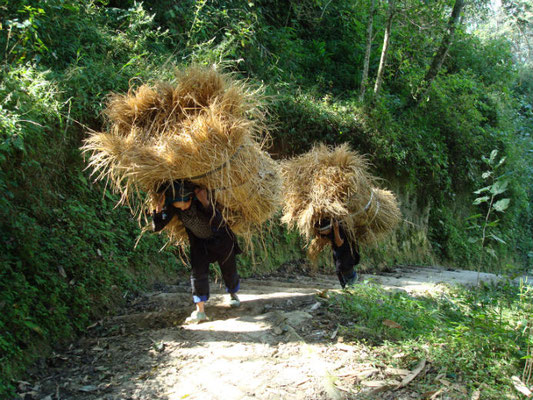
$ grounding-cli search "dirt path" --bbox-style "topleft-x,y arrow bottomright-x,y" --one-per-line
18,266 -> 522,400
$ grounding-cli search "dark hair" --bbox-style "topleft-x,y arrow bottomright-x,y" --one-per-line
156,180 -> 195,204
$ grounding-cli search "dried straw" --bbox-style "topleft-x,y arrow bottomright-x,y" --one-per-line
281,143 -> 401,259
82,66 -> 281,247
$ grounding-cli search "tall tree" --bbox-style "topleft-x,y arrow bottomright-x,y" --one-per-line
414,0 -> 465,105
374,0 -> 396,98
359,0 -> 376,101
500,0 -> 533,65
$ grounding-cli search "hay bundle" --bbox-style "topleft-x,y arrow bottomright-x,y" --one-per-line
82,66 -> 281,247
281,143 -> 401,259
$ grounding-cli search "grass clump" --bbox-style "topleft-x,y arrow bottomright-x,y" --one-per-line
328,279 -> 533,398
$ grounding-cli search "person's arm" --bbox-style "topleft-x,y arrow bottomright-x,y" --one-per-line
154,192 -> 165,213
195,187 -> 210,208
195,187 -> 225,228
333,220 -> 344,247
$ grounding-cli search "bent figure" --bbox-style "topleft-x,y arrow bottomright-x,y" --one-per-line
315,219 -> 360,288
152,180 -> 241,323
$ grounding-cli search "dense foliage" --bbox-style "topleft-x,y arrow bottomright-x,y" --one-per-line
1,0 -> 532,395
148,0 -> 533,267
0,1 -> 183,395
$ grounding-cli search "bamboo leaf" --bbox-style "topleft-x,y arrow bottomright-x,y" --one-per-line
495,157 -> 506,169
485,247 -> 497,258
486,219 -> 500,227
23,320 -> 44,336
395,359 -> 426,389
383,319 -> 403,329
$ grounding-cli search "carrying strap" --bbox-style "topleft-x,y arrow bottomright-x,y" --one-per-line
369,193 -> 380,223
353,189 -> 376,216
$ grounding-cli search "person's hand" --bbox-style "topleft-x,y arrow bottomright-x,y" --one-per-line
195,187 -> 209,207
333,219 -> 344,246
153,193 -> 165,213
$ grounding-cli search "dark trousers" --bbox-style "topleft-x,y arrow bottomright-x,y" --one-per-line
189,228 -> 240,303
335,266 -> 356,288
334,247 -> 360,288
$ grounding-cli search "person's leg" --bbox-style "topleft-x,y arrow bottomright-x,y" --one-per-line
344,246 -> 360,286
336,270 -> 347,288
219,251 -> 240,292
186,242 -> 210,323
209,231 -> 241,307
335,258 -> 357,288
342,268 -> 357,287
218,250 -> 241,307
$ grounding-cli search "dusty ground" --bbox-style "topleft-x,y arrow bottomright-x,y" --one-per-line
17,265 -> 523,400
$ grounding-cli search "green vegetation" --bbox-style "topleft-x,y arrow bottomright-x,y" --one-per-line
329,279 -> 533,399
1,0 -> 532,396
238,217 -> 310,276
0,1 -> 184,395
469,150 -> 513,279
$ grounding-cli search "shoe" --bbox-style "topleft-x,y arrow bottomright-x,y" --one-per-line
185,310 -> 209,324
228,293 -> 241,308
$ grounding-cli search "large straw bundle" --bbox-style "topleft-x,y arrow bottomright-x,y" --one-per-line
281,143 -> 401,259
82,66 -> 281,247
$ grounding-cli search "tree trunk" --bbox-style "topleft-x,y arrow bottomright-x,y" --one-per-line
359,0 -> 376,101
415,0 -> 465,105
373,1 -> 395,99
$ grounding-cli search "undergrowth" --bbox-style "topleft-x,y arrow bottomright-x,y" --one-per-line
329,279 -> 533,398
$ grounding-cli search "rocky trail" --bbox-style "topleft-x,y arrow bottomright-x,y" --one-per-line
17,266 -> 516,400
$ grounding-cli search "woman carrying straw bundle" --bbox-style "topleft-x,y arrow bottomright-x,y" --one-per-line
314,219 -> 360,288
83,66 -> 281,322
152,180 -> 240,323
281,143 -> 401,288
